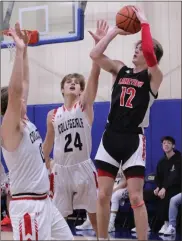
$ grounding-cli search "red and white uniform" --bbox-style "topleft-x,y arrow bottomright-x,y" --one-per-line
2,120 -> 73,240
51,102 -> 97,217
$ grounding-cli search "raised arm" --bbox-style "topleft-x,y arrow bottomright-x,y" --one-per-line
89,22 -> 129,75
43,110 -> 55,169
1,26 -> 25,150
133,7 -> 163,95
81,20 -> 109,109
15,24 -> 30,108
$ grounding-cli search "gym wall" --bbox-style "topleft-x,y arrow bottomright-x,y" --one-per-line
1,2 -> 181,104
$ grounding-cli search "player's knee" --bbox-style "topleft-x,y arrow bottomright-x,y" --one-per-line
129,192 -> 142,207
98,190 -> 112,205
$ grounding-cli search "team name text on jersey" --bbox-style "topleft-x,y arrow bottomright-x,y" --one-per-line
29,129 -> 42,144
119,78 -> 144,88
58,118 -> 84,134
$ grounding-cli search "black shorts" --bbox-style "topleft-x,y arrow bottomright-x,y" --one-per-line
95,129 -> 146,179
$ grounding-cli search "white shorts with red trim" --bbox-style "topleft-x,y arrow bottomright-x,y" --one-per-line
9,195 -> 73,240
50,159 -> 97,217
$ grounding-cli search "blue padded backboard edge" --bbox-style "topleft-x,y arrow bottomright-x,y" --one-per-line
1,7 -> 84,49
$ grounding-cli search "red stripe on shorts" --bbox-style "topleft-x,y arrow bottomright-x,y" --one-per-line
126,176 -> 144,180
97,169 -> 115,179
49,173 -> 54,199
93,171 -> 98,188
24,213 -> 32,237
142,135 -> 146,161
19,220 -> 23,241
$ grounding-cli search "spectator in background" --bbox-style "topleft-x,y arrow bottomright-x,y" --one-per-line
108,169 -> 128,232
1,162 -> 11,226
163,193 -> 181,236
76,167 -> 129,232
155,136 -> 181,234
131,136 -> 181,234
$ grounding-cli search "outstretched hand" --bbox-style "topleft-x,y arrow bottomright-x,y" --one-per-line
89,19 -> 131,44
7,24 -> 25,50
132,6 -> 148,24
15,22 -> 29,45
88,20 -> 109,44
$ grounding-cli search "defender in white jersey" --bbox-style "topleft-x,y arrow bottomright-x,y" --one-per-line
43,20 -> 109,236
1,24 -> 73,240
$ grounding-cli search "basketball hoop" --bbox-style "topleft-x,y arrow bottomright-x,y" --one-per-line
1,29 -> 39,62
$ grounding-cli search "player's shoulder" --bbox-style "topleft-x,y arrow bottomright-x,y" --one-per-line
47,106 -> 62,117
47,109 -> 55,117
47,106 -> 64,123
113,61 -> 130,74
47,108 -> 58,121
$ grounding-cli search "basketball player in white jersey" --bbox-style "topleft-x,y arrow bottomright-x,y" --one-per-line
1,23 -> 73,240
43,20 -> 109,235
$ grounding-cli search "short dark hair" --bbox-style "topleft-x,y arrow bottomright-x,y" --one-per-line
161,136 -> 175,145
136,38 -> 164,63
61,73 -> 85,93
1,86 -> 8,116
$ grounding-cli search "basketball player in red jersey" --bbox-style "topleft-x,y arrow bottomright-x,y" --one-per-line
43,20 -> 109,237
90,7 -> 163,240
1,23 -> 73,240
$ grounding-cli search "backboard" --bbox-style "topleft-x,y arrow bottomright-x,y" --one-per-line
0,1 -> 86,48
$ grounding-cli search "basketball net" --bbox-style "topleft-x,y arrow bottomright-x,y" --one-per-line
1,29 -> 38,62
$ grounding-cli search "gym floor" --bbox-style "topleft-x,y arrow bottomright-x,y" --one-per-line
1,220 -> 181,240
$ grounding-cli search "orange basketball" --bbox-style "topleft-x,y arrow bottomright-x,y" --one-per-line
116,5 -> 141,34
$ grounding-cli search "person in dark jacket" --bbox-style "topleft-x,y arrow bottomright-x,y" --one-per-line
131,136 -> 181,234
155,136 -> 181,234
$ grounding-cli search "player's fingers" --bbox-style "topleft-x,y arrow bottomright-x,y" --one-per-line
97,20 -> 100,29
22,31 -> 29,44
8,28 -> 16,39
99,19 -> 104,30
98,19 -> 102,29
24,30 -> 29,42
102,20 -> 107,30
132,6 -> 138,14
105,25 -> 109,33
88,31 -> 97,40
15,22 -> 22,37
105,21 -> 109,32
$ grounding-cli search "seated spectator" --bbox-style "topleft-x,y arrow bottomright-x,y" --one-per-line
75,212 -> 92,230
164,193 -> 181,236
131,136 -> 181,234
156,136 -> 181,234
1,162 -> 11,226
108,170 -> 128,232
76,167 -> 128,231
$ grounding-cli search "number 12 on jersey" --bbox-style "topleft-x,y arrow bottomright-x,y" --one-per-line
120,86 -> 136,108
64,132 -> 83,152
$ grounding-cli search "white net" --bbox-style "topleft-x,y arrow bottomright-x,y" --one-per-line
3,30 -> 33,62
7,42 -> 16,62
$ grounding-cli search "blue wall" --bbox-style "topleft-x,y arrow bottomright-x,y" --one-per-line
1,99 -> 181,175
